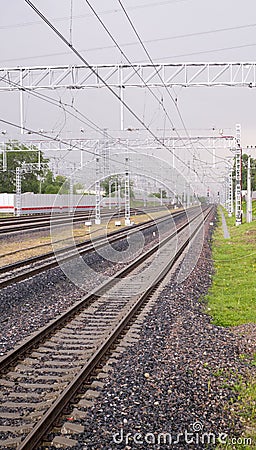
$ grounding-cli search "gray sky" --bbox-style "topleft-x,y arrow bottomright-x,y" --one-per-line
1,0 -> 256,194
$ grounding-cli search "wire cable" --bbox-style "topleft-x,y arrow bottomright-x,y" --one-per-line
84,0 -> 178,133
117,0 -> 204,180
24,0 -> 198,178
0,74 -> 116,140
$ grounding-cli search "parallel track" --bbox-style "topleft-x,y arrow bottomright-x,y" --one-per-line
0,206 -> 166,235
0,206 -> 213,449
0,209 -> 185,289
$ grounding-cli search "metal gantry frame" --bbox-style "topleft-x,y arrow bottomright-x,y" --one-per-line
2,63 -> 256,90
1,63 -> 256,130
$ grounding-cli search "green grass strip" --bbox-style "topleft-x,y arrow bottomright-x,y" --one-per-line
207,207 -> 256,327
207,206 -> 256,449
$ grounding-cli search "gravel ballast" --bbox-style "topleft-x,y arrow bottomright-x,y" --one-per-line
51,212 -> 254,450
0,218 -> 173,355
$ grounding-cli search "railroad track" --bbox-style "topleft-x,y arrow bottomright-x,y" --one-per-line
0,209 -> 186,289
0,206 -> 166,236
0,206 -> 213,449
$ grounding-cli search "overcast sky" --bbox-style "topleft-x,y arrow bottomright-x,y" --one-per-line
1,0 -> 256,193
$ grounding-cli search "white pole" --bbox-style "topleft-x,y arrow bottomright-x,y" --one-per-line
228,165 -> 233,217
16,167 -> 21,216
119,66 -> 124,131
109,180 -> 112,209
247,156 -> 252,223
80,149 -> 83,169
69,176 -> 73,216
115,179 -> 117,208
235,124 -> 242,226
172,141 -> 175,168
20,70 -> 24,134
124,156 -> 131,225
95,146 -> 101,224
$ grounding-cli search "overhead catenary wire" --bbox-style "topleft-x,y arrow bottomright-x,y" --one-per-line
83,0 -> 206,185
116,0 -> 205,180
0,116 -> 195,198
0,69 -> 223,187
0,71 -> 203,182
0,0 -> 190,31
2,21 -> 256,65
0,74 -> 116,140
23,0 -> 199,179
69,0 -> 73,45
83,0 -> 177,132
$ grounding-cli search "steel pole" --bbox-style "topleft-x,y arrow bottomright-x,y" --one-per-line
247,156 -> 252,223
16,167 -> 21,216
235,124 -> 242,226
124,156 -> 131,226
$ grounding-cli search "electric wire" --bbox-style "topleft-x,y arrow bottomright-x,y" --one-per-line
116,0 -> 205,183
0,0 -> 190,31
84,0 -> 178,133
0,117 -> 191,197
0,74 -> 116,140
83,0 -> 204,185
23,0 -> 198,177
147,42 -> 256,62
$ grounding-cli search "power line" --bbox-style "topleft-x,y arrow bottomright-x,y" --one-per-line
117,0 -> 204,177
0,0 -> 189,31
24,0 -> 198,177
2,24 -> 256,65
0,117 -> 196,196
0,74 -> 116,140
0,70 -> 216,186
84,0 -> 177,132
148,42 -> 256,62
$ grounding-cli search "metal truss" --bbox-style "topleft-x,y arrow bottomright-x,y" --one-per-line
1,63 -> 256,90
0,135 -> 235,152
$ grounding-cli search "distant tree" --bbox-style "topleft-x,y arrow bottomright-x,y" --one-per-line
232,154 -> 256,191
101,175 -> 135,199
151,189 -> 167,199
0,141 -> 70,194
101,175 -> 121,196
0,141 -> 49,193
73,182 -> 84,194
241,154 -> 256,190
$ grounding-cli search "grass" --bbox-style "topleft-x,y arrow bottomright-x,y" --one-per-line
206,208 -> 256,327
206,206 -> 256,449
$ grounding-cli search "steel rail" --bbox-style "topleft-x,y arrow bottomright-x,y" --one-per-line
0,206 -> 166,231
0,209 -> 186,289
0,206 -> 164,258
17,205 -> 213,450
0,207 -> 206,373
